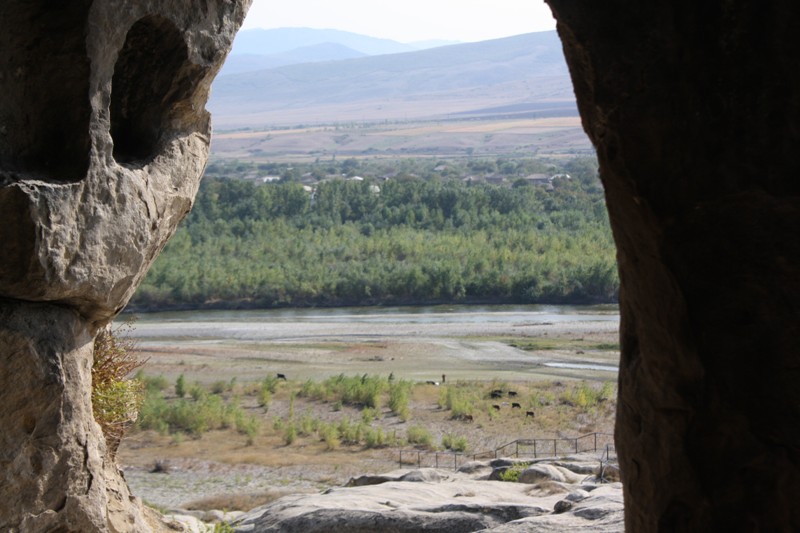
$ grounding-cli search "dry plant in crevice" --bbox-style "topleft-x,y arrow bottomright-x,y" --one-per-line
91,319 -> 147,458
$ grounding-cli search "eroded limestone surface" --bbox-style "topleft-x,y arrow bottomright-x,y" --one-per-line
0,1 -> 249,531
0,0 -> 249,324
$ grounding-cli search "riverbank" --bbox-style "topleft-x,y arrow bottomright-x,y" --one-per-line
118,306 -> 620,511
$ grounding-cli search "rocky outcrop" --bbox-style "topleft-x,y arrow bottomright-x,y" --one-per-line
232,461 -> 623,533
545,1 -> 800,530
0,1 -> 249,531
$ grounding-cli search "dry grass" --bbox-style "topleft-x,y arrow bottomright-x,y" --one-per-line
119,317 -> 619,508
183,488 -> 311,512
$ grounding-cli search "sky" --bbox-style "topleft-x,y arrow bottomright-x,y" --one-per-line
241,0 -> 557,43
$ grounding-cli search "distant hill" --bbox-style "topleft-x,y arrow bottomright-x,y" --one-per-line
220,43 -> 367,75
209,31 -> 576,129
229,27 -> 416,57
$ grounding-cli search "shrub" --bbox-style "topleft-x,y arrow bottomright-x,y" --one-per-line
189,382 -> 206,401
92,324 -> 146,457
136,391 -> 246,436
364,427 -> 386,448
319,424 -> 341,450
361,407 -> 379,424
322,374 -> 387,409
284,423 -> 297,445
258,383 -> 272,410
451,435 -> 468,452
388,380 -> 412,419
262,375 -> 280,394
337,418 -> 365,445
236,414 -> 260,445
137,372 -> 169,393
441,433 -> 468,452
440,386 -> 473,420
298,412 -> 318,436
175,374 -> 186,398
499,463 -> 530,482
406,425 -> 433,448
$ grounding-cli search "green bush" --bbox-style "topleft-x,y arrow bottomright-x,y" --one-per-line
92,326 -> 145,457
440,386 -> 473,420
406,425 -> 433,448
441,433 -> 468,452
499,462 -> 530,482
361,407 -> 379,424
258,385 -> 272,410
388,380 -> 412,421
284,423 -> 297,445
175,374 -> 186,398
135,371 -> 169,394
211,380 -> 228,395
319,424 -> 340,450
236,414 -> 260,445
137,391 -> 246,436
189,382 -> 206,401
262,375 -> 280,394
321,374 -> 387,409
364,427 -> 386,448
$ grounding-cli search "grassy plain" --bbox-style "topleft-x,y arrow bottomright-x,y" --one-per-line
209,117 -> 593,163
118,315 -> 618,511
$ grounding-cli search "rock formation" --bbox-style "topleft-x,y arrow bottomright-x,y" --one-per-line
545,1 -> 800,530
231,459 -> 624,532
0,1 -> 249,531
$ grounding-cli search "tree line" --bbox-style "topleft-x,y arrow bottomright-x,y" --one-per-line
131,157 -> 618,310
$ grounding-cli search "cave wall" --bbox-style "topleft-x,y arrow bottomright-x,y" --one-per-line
0,1 -> 250,531
545,1 -> 800,530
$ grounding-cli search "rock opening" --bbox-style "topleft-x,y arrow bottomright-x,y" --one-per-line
111,15 -> 205,166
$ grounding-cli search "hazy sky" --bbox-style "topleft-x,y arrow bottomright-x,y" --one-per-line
241,0 -> 557,43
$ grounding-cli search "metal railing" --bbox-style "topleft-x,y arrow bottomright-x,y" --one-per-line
397,432 -> 615,470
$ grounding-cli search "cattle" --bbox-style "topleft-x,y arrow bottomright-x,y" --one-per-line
426,380 -> 440,386
463,414 -> 474,422
526,411 -> 535,418
490,390 -> 503,399
508,391 -> 518,397
276,373 -> 287,381
492,404 -> 501,411
512,402 -> 521,409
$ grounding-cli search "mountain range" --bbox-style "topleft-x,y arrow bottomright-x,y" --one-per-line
209,28 -> 576,129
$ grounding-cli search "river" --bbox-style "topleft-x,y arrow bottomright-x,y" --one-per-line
126,304 -> 620,382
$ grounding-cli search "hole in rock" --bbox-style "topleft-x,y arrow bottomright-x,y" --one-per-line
111,15 -> 205,166
0,0 -> 92,182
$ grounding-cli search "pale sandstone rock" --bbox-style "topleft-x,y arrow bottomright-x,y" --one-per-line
233,462 -> 622,533
0,1 -> 249,531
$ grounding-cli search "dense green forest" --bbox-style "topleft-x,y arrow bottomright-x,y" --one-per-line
131,157 -> 617,310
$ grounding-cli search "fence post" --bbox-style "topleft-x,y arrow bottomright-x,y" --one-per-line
515,441 -> 519,458
399,450 -> 402,467
417,451 -> 421,468
454,453 -> 457,471
554,439 -> 557,456
533,439 -> 537,458
574,438 -> 578,454
435,453 -> 439,469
